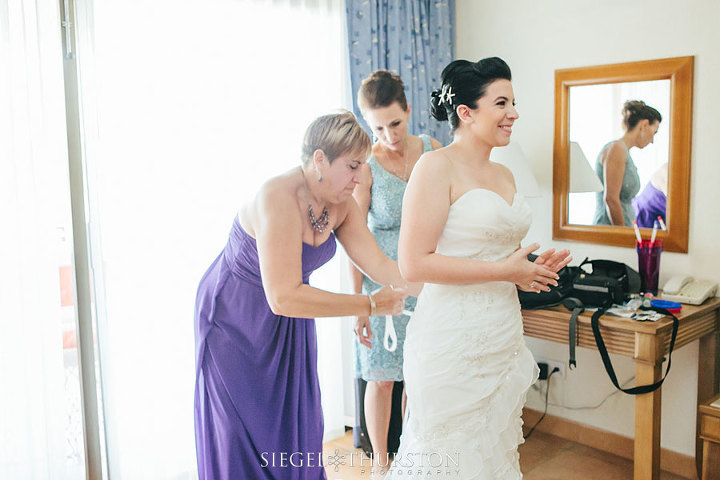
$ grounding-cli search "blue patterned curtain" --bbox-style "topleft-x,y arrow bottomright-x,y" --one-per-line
346,0 -> 455,145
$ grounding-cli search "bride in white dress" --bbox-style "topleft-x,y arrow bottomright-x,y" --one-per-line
387,57 -> 571,479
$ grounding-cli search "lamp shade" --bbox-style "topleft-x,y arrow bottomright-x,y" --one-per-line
569,141 -> 603,193
489,142 -> 541,197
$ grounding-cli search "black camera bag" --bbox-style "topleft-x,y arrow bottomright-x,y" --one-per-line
518,257 -> 675,393
571,258 -> 641,307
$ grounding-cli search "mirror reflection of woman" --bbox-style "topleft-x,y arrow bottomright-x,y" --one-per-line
350,70 -> 442,465
593,100 -> 662,226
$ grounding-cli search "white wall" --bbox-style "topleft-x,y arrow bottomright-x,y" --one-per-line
456,0 -> 720,456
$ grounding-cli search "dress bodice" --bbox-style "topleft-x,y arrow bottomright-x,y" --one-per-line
435,189 -> 532,263
224,216 -> 336,287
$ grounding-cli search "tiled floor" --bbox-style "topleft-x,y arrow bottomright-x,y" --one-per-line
322,430 -> 689,479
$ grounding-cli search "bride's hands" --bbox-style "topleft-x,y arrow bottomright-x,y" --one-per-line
532,248 -> 572,273
505,244 -> 560,294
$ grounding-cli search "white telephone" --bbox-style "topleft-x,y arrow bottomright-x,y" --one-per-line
662,275 -> 718,305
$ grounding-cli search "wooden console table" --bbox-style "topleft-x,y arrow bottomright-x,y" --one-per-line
699,393 -> 720,479
522,297 -> 720,480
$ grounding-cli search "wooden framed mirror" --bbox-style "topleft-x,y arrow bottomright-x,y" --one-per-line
553,56 -> 693,253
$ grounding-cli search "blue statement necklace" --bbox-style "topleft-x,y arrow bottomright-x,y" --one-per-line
308,204 -> 329,233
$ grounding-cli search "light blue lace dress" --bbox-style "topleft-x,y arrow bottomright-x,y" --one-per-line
354,134 -> 433,382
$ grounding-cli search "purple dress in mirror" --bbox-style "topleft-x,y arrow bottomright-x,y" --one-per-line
632,182 -> 666,229
194,216 -> 336,479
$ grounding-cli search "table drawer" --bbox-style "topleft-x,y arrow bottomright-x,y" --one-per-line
701,414 -> 720,442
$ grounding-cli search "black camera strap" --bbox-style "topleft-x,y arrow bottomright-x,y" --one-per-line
562,297 -> 585,370
590,306 -> 679,394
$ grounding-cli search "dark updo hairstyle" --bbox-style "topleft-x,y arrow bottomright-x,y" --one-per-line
430,57 -> 512,132
622,100 -> 662,131
357,70 -> 408,113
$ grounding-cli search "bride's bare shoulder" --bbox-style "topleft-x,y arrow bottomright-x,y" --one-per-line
412,148 -> 452,180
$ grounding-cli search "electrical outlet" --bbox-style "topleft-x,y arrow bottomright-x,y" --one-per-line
534,357 -> 565,379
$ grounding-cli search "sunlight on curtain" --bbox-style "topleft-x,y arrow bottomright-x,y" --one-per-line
0,1 -> 85,478
73,0 -> 349,477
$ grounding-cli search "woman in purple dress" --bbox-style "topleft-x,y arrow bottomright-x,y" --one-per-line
194,111 -> 411,479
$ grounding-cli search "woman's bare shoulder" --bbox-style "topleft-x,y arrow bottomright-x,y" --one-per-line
599,141 -> 627,166
492,160 -> 513,177
238,176 -> 294,237
257,167 -> 300,196
249,169 -> 303,224
607,141 -> 628,157
407,148 -> 452,192
492,161 -> 517,186
415,147 -> 451,171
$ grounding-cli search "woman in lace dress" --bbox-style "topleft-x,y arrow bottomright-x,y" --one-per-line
387,58 -> 571,479
350,70 -> 442,464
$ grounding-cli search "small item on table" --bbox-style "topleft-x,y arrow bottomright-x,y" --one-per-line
626,296 -> 642,310
642,293 -> 653,308
650,299 -> 682,314
633,310 -> 664,322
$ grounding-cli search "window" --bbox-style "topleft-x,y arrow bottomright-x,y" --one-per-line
3,0 -> 350,478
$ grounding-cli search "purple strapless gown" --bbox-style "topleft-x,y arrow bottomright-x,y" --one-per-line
194,216 -> 336,479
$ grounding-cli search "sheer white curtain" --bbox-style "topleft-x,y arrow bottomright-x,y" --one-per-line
73,0 -> 349,477
0,1 -> 84,479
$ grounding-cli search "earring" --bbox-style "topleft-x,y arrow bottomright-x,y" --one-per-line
316,168 -> 322,182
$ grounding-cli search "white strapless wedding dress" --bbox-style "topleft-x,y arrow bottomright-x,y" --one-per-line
386,189 -> 539,480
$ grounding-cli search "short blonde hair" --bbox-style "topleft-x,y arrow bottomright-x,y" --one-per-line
301,110 -> 371,165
